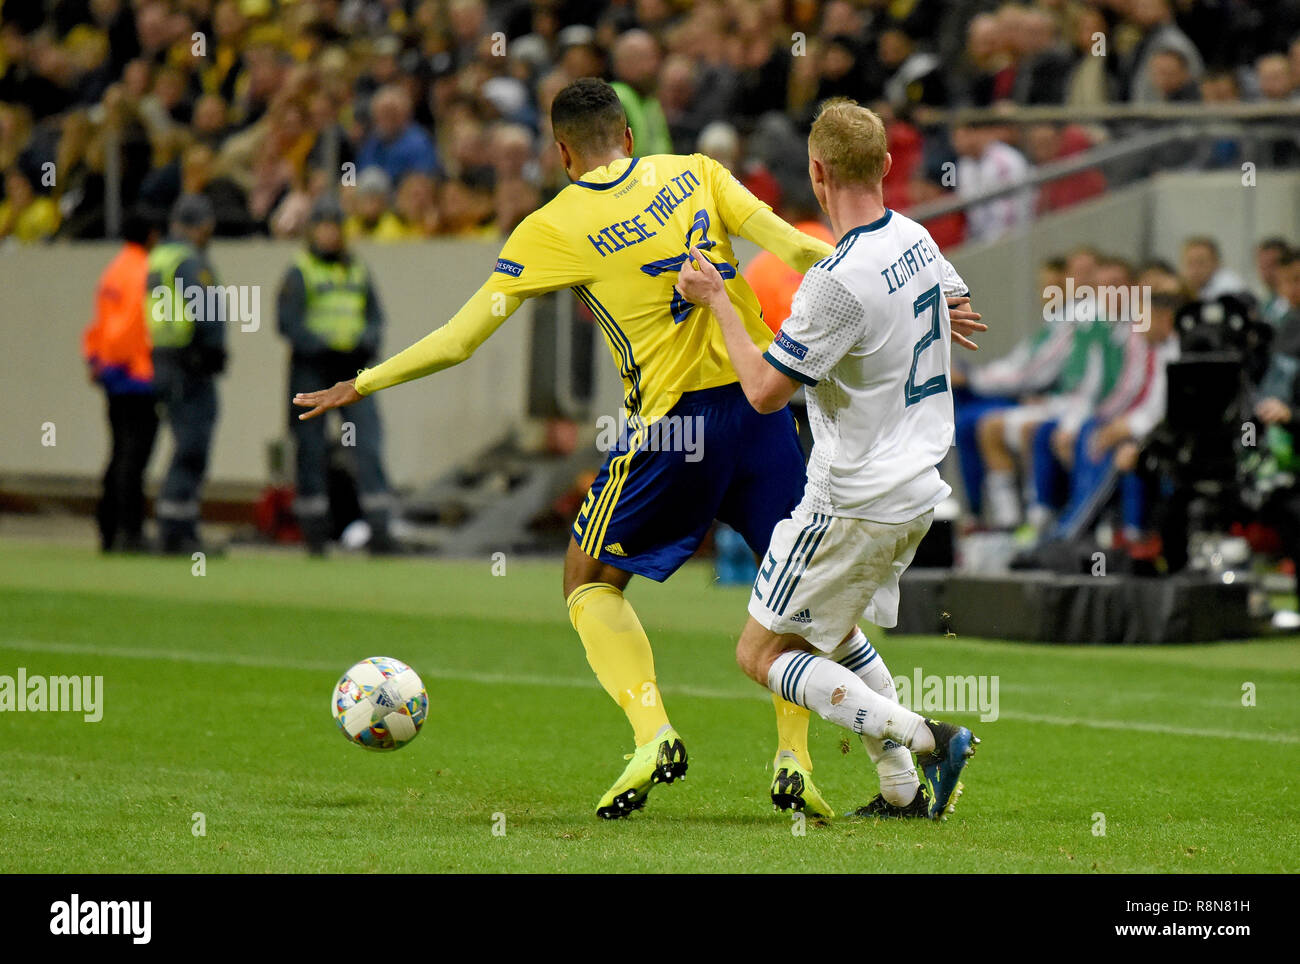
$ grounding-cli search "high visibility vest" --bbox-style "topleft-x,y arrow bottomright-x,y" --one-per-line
296,251 -> 369,352
611,82 -> 672,156
145,242 -> 197,348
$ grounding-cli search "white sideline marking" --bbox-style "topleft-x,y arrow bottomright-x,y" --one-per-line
3,638 -> 1296,745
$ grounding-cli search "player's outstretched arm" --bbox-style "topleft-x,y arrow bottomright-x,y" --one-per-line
737,205 -> 985,349
676,246 -> 799,414
737,208 -> 833,273
292,282 -> 522,420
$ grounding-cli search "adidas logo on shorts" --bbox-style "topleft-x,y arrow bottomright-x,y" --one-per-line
790,609 -> 813,624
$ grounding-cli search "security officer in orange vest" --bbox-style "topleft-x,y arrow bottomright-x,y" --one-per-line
83,209 -> 161,552
278,196 -> 396,555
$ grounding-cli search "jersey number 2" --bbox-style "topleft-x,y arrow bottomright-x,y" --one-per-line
905,284 -> 948,407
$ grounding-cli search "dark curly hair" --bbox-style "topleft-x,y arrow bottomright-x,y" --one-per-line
550,78 -> 628,154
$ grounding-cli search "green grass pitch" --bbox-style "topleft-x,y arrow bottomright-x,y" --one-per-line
0,538 -> 1296,873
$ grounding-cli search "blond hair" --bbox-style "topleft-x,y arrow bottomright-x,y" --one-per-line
808,98 -> 888,187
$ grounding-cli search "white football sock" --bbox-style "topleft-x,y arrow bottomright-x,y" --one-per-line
985,470 -> 1021,528
831,629 -> 920,806
768,649 -> 927,748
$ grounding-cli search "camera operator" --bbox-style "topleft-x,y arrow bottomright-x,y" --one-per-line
1143,272 -> 1286,585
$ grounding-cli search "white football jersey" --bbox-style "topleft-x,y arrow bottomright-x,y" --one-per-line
763,209 -> 966,523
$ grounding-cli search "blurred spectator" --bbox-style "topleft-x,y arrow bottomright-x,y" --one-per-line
1255,54 -> 1295,102
393,172 -> 439,238
556,25 -> 605,81
952,122 -> 1031,243
610,30 -> 671,156
814,35 -> 869,106
1147,49 -> 1200,103
1026,123 -> 1107,213
438,169 -> 496,238
697,121 -> 741,174
357,85 -> 440,184
345,166 -> 406,241
487,123 -> 539,186
1179,236 -> 1248,300
0,0 -> 1294,245
878,27 -> 947,111
1257,238 -> 1295,328
725,3 -> 787,128
1010,8 -> 1073,106
494,177 -> 539,236
181,143 -> 254,236
907,174 -> 966,250
953,13 -> 1007,108
1064,4 -> 1115,108
1125,0 -> 1204,103
877,101 -> 923,209
192,94 -> 231,147
0,166 -> 60,243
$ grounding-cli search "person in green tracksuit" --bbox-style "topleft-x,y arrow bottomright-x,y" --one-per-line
277,196 -> 396,555
148,194 -> 225,554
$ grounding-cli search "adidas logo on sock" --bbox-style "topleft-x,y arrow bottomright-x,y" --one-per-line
790,609 -> 812,624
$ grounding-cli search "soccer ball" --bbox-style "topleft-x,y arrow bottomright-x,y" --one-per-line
331,657 -> 428,750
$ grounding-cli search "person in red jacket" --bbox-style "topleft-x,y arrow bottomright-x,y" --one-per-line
1028,123 -> 1107,214
82,211 -> 160,552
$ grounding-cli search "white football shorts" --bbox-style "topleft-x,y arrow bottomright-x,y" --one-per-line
749,507 -> 934,652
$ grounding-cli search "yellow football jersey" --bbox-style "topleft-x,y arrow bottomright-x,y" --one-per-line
353,153 -> 832,408
488,153 -> 776,423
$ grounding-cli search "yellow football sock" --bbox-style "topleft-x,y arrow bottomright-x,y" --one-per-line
566,582 -> 670,746
773,694 -> 813,770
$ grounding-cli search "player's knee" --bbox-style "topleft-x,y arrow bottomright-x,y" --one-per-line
735,632 -> 774,685
734,638 -> 760,682
561,540 -> 591,600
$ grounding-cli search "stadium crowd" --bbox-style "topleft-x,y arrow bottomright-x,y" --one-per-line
2,0 -> 1299,245
951,234 -> 1300,600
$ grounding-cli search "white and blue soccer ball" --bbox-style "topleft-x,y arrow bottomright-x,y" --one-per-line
331,657 -> 428,750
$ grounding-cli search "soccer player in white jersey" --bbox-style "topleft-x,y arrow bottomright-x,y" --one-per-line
674,98 -> 978,819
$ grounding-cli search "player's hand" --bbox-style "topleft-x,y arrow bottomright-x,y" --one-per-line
293,379 -> 362,420
947,296 -> 986,352
674,245 -> 726,308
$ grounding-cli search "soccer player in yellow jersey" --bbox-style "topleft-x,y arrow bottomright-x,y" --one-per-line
294,79 -> 983,820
